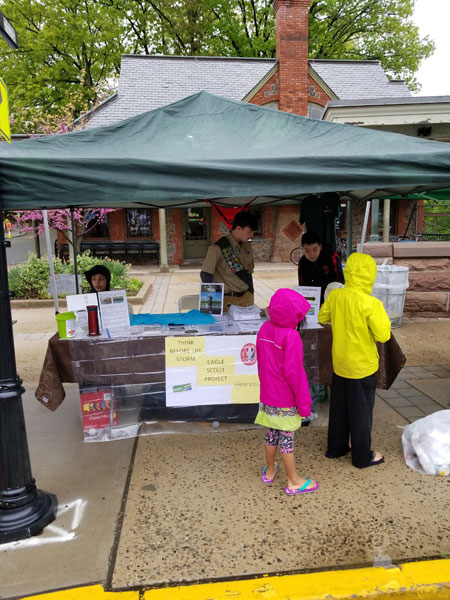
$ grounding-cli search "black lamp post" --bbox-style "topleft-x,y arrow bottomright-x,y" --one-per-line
0,207 -> 57,543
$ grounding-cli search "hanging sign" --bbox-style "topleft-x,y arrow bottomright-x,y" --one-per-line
0,11 -> 18,49
0,76 -> 11,143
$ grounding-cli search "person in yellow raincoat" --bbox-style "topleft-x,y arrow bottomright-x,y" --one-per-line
318,252 -> 391,468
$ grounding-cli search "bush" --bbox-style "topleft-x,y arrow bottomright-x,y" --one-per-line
8,252 -> 144,299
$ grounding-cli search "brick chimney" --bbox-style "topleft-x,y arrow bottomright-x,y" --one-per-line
273,0 -> 310,116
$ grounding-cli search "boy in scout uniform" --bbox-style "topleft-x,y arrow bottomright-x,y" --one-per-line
200,211 -> 258,309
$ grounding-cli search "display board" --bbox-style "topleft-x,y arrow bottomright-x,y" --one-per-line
165,335 -> 259,407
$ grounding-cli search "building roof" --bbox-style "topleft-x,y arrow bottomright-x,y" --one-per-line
326,95 -> 450,108
83,55 -> 412,129
309,59 -> 411,100
86,55 -> 276,128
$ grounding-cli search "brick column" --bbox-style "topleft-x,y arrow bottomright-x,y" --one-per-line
274,0 -> 310,116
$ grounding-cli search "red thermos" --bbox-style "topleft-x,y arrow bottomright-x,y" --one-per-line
87,305 -> 100,336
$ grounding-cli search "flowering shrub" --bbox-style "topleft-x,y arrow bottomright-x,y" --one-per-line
8,252 -> 144,299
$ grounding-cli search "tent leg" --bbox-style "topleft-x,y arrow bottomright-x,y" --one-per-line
0,208 -> 57,544
370,199 -> 380,242
383,199 -> 391,243
70,208 -> 80,294
158,208 -> 169,273
359,200 -> 371,253
346,200 -> 352,258
43,210 -> 59,314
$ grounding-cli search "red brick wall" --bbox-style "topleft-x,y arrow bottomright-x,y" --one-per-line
249,73 -> 279,106
308,74 -> 331,108
274,0 -> 310,116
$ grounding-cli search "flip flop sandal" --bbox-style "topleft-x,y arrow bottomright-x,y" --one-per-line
368,451 -> 385,466
284,478 -> 319,495
261,463 -> 278,484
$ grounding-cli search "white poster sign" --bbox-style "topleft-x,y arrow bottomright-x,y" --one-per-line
294,286 -> 321,326
165,335 -> 259,407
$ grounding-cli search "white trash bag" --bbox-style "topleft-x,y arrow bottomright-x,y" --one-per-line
402,410 -> 450,476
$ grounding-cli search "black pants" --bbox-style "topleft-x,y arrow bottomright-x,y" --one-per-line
327,371 -> 377,468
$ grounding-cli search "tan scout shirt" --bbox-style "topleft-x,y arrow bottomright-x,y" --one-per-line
201,232 -> 254,294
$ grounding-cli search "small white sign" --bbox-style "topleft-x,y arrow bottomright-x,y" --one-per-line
48,274 -> 82,296
294,286 -> 321,325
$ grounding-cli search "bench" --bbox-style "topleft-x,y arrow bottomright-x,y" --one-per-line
57,240 -> 160,263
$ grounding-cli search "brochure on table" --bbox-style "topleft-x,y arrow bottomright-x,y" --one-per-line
66,290 -> 130,336
294,286 -> 322,328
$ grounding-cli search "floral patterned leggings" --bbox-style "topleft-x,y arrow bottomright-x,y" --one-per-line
265,428 -> 294,454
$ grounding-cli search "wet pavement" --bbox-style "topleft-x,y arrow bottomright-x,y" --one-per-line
3,263 -> 450,600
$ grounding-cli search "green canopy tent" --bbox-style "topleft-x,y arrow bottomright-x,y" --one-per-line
2,90 -> 450,544
2,91 -> 450,210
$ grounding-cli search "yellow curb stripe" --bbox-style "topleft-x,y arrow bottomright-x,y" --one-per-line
143,559 -> 450,600
23,585 -> 138,600
21,559 -> 450,600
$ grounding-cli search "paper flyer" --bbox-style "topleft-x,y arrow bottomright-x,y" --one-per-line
294,286 -> 321,325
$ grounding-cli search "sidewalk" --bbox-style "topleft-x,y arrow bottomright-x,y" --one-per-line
3,264 -> 450,600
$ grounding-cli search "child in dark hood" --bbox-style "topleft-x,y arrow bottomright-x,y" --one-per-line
84,265 -> 111,293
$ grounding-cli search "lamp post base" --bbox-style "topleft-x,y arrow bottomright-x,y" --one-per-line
0,487 -> 57,544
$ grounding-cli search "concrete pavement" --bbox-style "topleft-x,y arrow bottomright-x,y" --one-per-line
2,263 -> 450,600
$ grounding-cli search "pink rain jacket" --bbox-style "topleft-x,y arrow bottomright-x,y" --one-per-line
256,288 -> 312,417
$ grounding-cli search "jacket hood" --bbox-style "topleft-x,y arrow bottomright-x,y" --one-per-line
269,288 -> 311,328
344,252 -> 377,294
84,265 -> 111,292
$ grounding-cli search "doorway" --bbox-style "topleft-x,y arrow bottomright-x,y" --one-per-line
182,208 -> 211,260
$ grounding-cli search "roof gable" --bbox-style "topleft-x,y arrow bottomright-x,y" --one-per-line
309,59 -> 411,100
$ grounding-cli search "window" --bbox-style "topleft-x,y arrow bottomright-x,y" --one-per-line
85,213 -> 109,238
308,103 -> 324,120
126,209 -> 152,238
249,207 -> 264,238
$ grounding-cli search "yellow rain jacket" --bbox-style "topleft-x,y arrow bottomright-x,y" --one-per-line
318,252 -> 391,379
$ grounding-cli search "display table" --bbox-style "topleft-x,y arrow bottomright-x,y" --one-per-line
36,327 -> 406,421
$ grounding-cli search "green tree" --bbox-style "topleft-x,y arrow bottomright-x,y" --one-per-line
308,0 -> 434,90
0,0 -> 123,132
117,0 -> 433,88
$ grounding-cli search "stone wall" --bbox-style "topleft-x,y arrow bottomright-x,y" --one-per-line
270,206 -> 303,262
363,242 -> 450,317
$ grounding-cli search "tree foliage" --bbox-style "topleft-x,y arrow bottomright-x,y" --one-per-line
12,209 -> 117,250
0,0 -> 123,131
0,0 -> 435,132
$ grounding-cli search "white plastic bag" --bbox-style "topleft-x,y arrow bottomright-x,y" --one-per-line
402,410 -> 450,476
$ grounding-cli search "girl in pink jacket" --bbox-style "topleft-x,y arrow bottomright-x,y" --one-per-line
255,288 -> 319,495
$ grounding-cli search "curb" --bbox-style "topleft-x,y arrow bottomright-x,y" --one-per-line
20,558 -> 450,600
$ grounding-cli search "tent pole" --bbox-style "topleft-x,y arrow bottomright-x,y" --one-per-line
158,208 -> 169,273
43,210 -> 59,314
70,208 -> 80,294
346,200 -> 352,258
0,207 -> 57,543
370,199 -> 380,241
383,199 -> 391,243
359,200 -> 371,253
